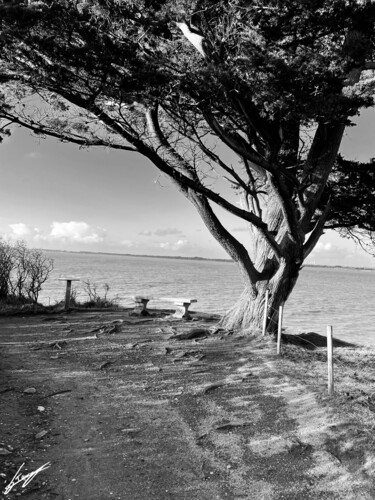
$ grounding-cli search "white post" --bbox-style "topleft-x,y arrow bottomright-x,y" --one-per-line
327,325 -> 334,395
262,289 -> 270,337
277,303 -> 284,355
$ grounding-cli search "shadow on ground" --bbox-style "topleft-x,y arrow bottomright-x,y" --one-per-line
0,310 -> 374,499
282,331 -> 357,350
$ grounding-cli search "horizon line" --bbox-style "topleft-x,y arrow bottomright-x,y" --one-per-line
41,248 -> 375,271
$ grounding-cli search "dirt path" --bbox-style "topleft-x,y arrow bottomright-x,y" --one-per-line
1,310 -> 374,499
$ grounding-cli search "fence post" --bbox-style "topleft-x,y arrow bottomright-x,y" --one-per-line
65,280 -> 73,310
327,325 -> 334,395
262,289 -> 270,337
58,277 -> 80,311
277,303 -> 284,355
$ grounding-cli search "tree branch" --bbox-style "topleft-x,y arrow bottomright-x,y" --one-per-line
0,110 -> 137,151
303,200 -> 332,260
187,191 -> 261,284
232,92 -> 281,154
299,122 -> 345,230
145,105 -> 196,178
190,128 -> 255,195
203,111 -> 271,172
144,108 -> 283,259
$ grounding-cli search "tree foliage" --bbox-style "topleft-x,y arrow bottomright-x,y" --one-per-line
0,239 -> 54,304
0,0 -> 375,330
327,155 -> 375,254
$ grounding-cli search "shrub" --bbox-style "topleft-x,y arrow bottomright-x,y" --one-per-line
0,240 -> 14,300
0,239 -> 54,305
75,280 -> 118,309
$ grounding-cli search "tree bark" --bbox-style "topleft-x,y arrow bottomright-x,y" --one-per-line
219,257 -> 301,335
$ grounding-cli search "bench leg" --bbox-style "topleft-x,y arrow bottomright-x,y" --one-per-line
134,299 -> 149,314
173,303 -> 191,319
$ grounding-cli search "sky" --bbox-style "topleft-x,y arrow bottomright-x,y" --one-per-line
1,108 -> 375,268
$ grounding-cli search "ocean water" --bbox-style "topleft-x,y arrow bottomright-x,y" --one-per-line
39,251 -> 375,348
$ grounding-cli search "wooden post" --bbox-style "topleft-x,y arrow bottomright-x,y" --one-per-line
277,303 -> 284,355
65,280 -> 72,310
262,289 -> 270,337
58,277 -> 80,311
327,325 -> 334,395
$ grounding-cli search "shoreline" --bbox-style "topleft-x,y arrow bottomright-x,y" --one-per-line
2,301 -> 374,350
42,248 -> 375,271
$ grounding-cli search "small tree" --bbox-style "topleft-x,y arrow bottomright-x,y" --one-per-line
24,248 -> 54,302
9,241 -> 31,300
0,240 -> 54,304
1,1 -> 375,332
0,239 -> 15,300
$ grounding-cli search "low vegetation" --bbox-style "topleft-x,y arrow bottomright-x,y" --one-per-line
70,280 -> 119,309
0,239 -> 54,311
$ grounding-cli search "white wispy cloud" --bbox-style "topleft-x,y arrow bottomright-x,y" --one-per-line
25,151 -> 41,159
120,239 -> 138,248
160,239 -> 188,251
9,223 -> 33,238
314,241 -> 333,252
154,228 -> 184,237
139,228 -> 184,238
6,221 -> 106,246
41,221 -> 106,244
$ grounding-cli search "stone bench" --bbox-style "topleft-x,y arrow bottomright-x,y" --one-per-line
132,296 -> 197,319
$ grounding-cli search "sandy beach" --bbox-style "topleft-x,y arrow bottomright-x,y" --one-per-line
1,308 -> 375,499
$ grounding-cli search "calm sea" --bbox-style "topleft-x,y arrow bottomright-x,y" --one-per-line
39,251 -> 375,348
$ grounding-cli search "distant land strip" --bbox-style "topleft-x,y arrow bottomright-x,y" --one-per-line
42,249 -> 375,271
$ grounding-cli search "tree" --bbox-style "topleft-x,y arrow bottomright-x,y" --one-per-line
0,239 -> 54,304
0,0 -> 375,333
0,239 -> 15,300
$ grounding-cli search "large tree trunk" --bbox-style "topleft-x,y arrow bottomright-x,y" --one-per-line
219,257 -> 301,335
186,184 -> 304,336
216,180 -> 304,335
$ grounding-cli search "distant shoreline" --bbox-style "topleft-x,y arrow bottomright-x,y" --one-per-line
42,248 -> 375,271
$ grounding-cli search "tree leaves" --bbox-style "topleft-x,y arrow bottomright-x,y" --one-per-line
328,156 -> 375,230
1,0 -> 375,264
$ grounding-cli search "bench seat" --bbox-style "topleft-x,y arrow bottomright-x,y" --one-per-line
132,296 -> 197,318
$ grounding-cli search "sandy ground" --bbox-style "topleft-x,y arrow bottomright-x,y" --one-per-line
1,309 -> 375,499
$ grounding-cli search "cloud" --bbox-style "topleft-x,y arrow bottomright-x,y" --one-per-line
45,221 -> 106,244
314,241 -> 333,252
9,223 -> 33,238
120,239 -> 138,248
139,228 -> 184,237
176,239 -> 188,247
154,228 -> 183,237
160,239 -> 188,251
6,221 -> 106,246
25,151 -> 41,160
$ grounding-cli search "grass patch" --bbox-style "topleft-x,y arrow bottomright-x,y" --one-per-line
0,297 -> 51,315
71,297 -> 120,309
278,332 -> 375,438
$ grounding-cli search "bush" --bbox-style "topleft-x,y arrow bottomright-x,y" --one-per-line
0,239 -> 54,305
73,280 -> 119,309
